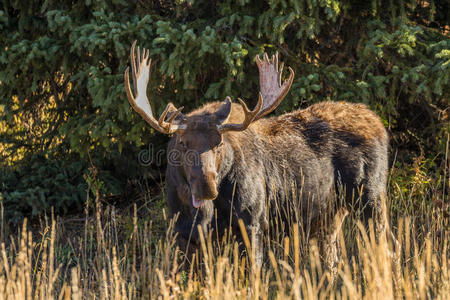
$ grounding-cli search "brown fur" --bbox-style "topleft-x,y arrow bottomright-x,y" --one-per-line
204,101 -> 386,142
291,101 -> 387,141
167,100 -> 389,267
190,101 -> 387,145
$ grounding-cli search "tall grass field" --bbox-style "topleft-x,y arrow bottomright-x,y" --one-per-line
0,144 -> 448,299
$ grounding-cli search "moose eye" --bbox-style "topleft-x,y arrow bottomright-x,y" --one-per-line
178,140 -> 187,149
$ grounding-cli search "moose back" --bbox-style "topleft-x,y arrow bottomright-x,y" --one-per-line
124,41 -> 388,264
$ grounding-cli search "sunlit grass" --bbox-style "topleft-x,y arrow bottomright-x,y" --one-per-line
0,211 -> 448,299
0,161 -> 448,299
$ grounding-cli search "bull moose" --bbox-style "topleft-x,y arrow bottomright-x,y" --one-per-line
124,41 -> 388,266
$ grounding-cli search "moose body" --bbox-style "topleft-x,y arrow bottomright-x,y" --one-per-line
124,41 -> 388,265
166,101 -> 388,263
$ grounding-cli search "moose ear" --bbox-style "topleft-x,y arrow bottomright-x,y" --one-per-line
215,96 -> 232,124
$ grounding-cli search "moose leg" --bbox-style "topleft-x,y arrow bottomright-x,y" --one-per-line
235,214 -> 265,268
320,207 -> 348,284
232,178 -> 267,268
249,223 -> 264,267
359,190 -> 387,237
360,163 -> 389,238
365,140 -> 389,238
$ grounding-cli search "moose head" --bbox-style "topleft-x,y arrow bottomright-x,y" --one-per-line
124,41 -> 294,208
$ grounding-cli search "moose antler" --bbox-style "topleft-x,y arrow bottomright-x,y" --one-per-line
217,95 -> 263,132
124,41 -> 185,134
218,52 -> 294,133
254,52 -> 294,119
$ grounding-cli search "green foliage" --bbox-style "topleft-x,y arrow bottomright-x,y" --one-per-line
0,0 -> 448,221
0,155 -> 87,223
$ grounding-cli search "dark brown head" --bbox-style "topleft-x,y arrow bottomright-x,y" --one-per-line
124,41 -> 294,208
173,105 -> 231,208
170,96 -> 267,208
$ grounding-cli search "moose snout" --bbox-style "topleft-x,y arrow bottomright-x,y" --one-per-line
189,168 -> 218,201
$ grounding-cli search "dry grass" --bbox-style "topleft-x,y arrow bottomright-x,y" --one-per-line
0,155 -> 448,299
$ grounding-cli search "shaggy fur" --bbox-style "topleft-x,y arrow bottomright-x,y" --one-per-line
166,101 -> 388,264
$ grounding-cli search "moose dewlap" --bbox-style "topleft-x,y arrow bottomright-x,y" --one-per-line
124,41 -> 388,265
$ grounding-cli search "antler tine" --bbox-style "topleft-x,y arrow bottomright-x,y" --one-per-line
130,41 -> 137,92
124,41 -> 185,135
167,106 -> 185,123
273,52 -> 278,73
136,46 -> 141,69
158,103 -> 174,126
278,61 -> 284,86
158,103 -> 184,128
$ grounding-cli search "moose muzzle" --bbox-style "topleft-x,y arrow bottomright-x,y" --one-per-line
189,167 -> 218,208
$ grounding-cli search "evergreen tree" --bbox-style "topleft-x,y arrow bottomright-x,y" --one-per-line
0,0 -> 448,222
